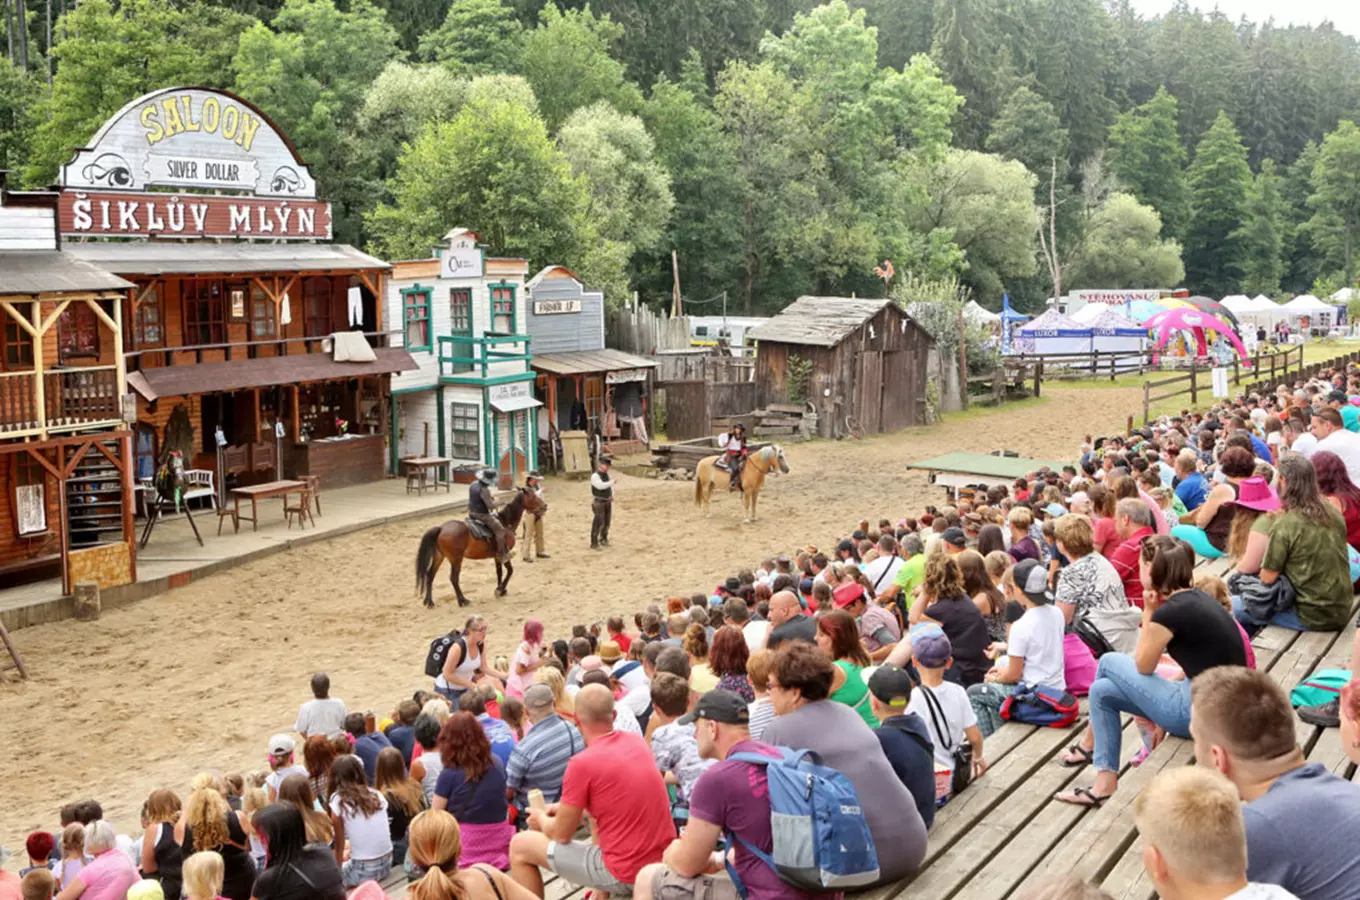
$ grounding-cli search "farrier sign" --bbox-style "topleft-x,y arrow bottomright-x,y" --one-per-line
58,87 -> 326,238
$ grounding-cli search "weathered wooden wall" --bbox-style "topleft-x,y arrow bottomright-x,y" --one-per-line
608,306 -> 691,355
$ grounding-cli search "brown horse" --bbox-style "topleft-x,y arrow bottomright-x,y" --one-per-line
414,488 -> 547,607
694,444 -> 789,522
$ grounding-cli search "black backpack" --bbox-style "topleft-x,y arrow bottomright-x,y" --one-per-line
425,630 -> 467,678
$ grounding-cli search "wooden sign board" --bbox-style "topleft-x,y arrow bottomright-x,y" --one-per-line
58,191 -> 332,240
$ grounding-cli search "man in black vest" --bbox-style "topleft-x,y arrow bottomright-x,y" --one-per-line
590,456 -> 613,550
468,467 -> 510,562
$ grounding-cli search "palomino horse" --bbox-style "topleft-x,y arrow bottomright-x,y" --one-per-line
414,487 -> 547,607
694,444 -> 789,522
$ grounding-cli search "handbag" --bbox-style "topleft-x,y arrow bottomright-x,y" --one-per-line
920,685 -> 972,797
1071,613 -> 1115,659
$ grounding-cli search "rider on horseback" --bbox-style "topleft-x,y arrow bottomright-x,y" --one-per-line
718,422 -> 749,492
468,467 -> 511,562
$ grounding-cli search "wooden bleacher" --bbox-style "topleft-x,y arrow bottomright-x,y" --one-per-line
385,562 -> 1358,900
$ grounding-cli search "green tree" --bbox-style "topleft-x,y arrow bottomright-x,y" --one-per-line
0,58 -> 36,177
517,4 -> 641,131
984,79 -> 1068,186
366,94 -> 590,276
1107,87 -> 1189,239
25,0 -> 255,185
1282,140 -> 1322,294
928,0 -> 1002,149
1307,120 -> 1360,286
1183,111 -> 1252,293
1027,0 -> 1115,163
418,0 -> 523,75
1233,159 -> 1286,296
1066,193 -> 1185,288
906,149 -> 1038,301
558,101 -> 674,268
1148,5 -> 1245,147
234,0 -> 400,242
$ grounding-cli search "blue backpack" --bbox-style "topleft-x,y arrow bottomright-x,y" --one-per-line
724,748 -> 879,896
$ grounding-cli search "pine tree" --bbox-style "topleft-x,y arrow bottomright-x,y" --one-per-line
1307,120 -> 1360,286
1233,159 -> 1285,296
1183,111 -> 1252,293
1107,87 -> 1189,239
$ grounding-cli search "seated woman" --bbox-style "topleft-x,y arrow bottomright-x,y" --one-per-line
761,642 -> 927,884
405,810 -> 539,900
1051,515 -> 1138,654
375,747 -> 427,867
249,805 -> 346,900
1171,446 -> 1256,559
431,712 -> 513,870
179,774 -> 257,900
1313,450 -> 1360,583
909,553 -> 990,687
958,549 -> 1007,644
53,821 -> 137,900
328,755 -> 395,887
276,774 -> 334,850
1055,535 -> 1247,807
815,610 -> 876,728
1233,453 -> 1353,633
1228,477 -> 1280,577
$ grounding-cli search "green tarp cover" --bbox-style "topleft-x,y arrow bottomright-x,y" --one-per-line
906,451 -> 1071,478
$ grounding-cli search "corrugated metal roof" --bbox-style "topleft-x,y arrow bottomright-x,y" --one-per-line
531,348 -> 657,376
63,242 -> 390,275
0,250 -> 135,295
746,296 -> 898,347
127,346 -> 417,401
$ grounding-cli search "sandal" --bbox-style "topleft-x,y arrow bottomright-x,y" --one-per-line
1054,786 -> 1111,808
1060,744 -> 1094,767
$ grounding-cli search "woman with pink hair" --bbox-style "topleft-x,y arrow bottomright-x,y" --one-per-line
504,620 -> 544,699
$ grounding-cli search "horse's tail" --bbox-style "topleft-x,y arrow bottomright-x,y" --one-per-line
415,525 -> 442,597
694,460 -> 706,506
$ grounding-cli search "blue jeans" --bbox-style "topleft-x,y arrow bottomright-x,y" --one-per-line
1088,653 -> 1191,773
1231,594 -> 1306,631
343,852 -> 392,887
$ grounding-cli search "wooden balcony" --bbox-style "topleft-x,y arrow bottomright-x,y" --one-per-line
0,366 -> 124,438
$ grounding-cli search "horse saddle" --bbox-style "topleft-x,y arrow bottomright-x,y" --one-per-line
464,518 -> 494,541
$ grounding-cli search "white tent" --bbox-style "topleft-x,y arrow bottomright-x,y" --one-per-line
1088,308 -> 1147,368
1071,303 -> 1109,324
1286,294 -> 1331,313
1332,287 -> 1355,304
1221,294 -> 1252,312
1014,308 -> 1091,355
963,300 -> 1000,325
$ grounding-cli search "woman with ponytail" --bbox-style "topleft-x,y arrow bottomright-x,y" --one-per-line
407,810 -> 538,900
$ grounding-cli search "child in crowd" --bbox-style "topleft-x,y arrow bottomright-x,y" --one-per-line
648,671 -> 714,804
906,626 -> 983,803
746,649 -> 776,741
54,822 -> 85,890
264,735 -> 308,802
500,696 -> 526,740
19,868 -> 55,900
239,787 -> 269,869
181,851 -> 226,900
222,774 -> 244,812
1008,507 -> 1041,563
19,832 -> 54,877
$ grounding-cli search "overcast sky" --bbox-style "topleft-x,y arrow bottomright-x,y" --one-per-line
1129,0 -> 1360,37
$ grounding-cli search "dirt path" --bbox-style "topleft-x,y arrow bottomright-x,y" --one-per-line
0,385 -> 1140,850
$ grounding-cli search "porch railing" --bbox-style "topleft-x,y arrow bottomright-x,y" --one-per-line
126,330 -> 398,370
0,365 -> 124,436
438,333 -> 532,378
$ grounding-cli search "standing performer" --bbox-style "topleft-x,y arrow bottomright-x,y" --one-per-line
717,422 -> 749,491
468,467 -> 511,562
590,456 -> 613,550
521,470 -> 550,562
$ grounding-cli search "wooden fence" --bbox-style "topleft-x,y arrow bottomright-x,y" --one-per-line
1239,347 -> 1360,397
607,306 -> 691,355
654,378 -> 762,442
1140,344 -> 1305,424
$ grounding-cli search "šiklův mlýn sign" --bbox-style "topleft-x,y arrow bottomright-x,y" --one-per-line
56,87 -> 331,240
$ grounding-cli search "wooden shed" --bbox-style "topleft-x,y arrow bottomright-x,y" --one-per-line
748,296 -> 932,436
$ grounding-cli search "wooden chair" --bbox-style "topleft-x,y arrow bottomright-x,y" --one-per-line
179,469 -> 217,512
216,505 -> 239,536
285,487 -> 313,530
303,474 -> 321,517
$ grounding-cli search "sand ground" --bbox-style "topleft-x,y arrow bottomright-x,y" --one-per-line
0,385 -> 1140,853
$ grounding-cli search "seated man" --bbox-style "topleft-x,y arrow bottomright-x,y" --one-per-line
468,467 -> 511,562
345,712 -> 393,784
633,690 -> 797,900
649,673 -> 714,804
1191,666 -> 1360,898
294,672 -> 347,739
509,684 -> 674,898
505,684 -> 582,813
1134,766 -> 1299,900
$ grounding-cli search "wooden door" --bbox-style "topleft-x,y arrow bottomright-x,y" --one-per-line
855,351 -> 884,434
879,349 -> 917,431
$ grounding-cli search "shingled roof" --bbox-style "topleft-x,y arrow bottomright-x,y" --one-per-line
746,296 -> 903,348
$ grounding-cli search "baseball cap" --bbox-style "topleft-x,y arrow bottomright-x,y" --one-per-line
678,690 -> 751,726
837,539 -> 856,555
1012,558 -> 1053,604
833,582 -> 865,609
942,527 -> 967,548
867,663 -> 917,706
524,683 -> 555,710
910,625 -> 952,668
1329,389 -> 1347,403
268,734 -> 295,756
1045,502 -> 1067,518
1069,491 -> 1090,507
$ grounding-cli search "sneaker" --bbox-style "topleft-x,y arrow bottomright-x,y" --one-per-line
1298,698 -> 1340,728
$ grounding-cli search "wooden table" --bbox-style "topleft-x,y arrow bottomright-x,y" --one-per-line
231,480 -> 307,531
403,457 -> 454,495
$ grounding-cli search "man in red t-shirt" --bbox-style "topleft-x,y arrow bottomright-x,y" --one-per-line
1109,498 -> 1156,608
509,684 -> 674,897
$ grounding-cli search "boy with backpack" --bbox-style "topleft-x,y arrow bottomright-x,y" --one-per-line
904,627 -> 985,804
633,689 -> 875,900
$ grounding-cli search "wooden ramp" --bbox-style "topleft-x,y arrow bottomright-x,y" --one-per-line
386,581 -> 1357,900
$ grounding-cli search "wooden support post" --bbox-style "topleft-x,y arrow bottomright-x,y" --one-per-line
1189,363 -> 1198,407
1033,360 -> 1042,398
72,581 -> 101,621
1143,381 -> 1150,425
31,298 -> 46,438
120,432 -> 136,584
1232,355 -> 1239,385
0,618 -> 28,679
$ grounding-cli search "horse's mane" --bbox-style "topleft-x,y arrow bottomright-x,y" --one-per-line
497,488 -> 526,525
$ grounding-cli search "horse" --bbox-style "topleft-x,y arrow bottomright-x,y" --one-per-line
694,444 -> 789,523
414,487 -> 547,608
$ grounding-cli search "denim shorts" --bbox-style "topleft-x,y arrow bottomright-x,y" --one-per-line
343,852 -> 392,887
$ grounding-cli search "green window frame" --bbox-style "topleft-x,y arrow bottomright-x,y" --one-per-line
402,286 -> 432,352
490,283 -> 515,334
451,403 -> 480,460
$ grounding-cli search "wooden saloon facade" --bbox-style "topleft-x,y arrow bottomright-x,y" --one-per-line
747,296 -> 932,437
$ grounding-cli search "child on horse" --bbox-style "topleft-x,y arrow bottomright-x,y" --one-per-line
718,423 -> 749,491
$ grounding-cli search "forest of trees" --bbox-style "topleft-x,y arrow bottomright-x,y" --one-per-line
3,0 -> 1360,314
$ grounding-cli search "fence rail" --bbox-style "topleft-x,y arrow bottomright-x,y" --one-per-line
1140,345 -> 1305,424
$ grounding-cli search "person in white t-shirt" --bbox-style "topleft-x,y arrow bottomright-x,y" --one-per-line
1311,408 -> 1360,484
1285,417 -> 1318,458
905,627 -> 983,783
293,672 -> 347,738
861,534 -> 904,595
1133,766 -> 1300,900
327,755 -> 394,886
966,558 -> 1067,737
264,734 -> 310,802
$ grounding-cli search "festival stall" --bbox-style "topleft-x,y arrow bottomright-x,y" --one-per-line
1124,299 -> 1165,323
1087,308 -> 1147,368
1284,294 -> 1335,336
1145,307 -> 1249,363
998,294 -> 1028,355
963,300 -> 1000,326
1012,309 -> 1091,356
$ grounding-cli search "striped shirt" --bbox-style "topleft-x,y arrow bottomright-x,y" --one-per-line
506,713 -> 583,807
748,697 -> 776,742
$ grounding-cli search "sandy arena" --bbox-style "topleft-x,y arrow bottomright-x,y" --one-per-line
0,385 -> 1140,852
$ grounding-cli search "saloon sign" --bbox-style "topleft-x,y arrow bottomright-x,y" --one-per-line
57,87 -> 330,239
